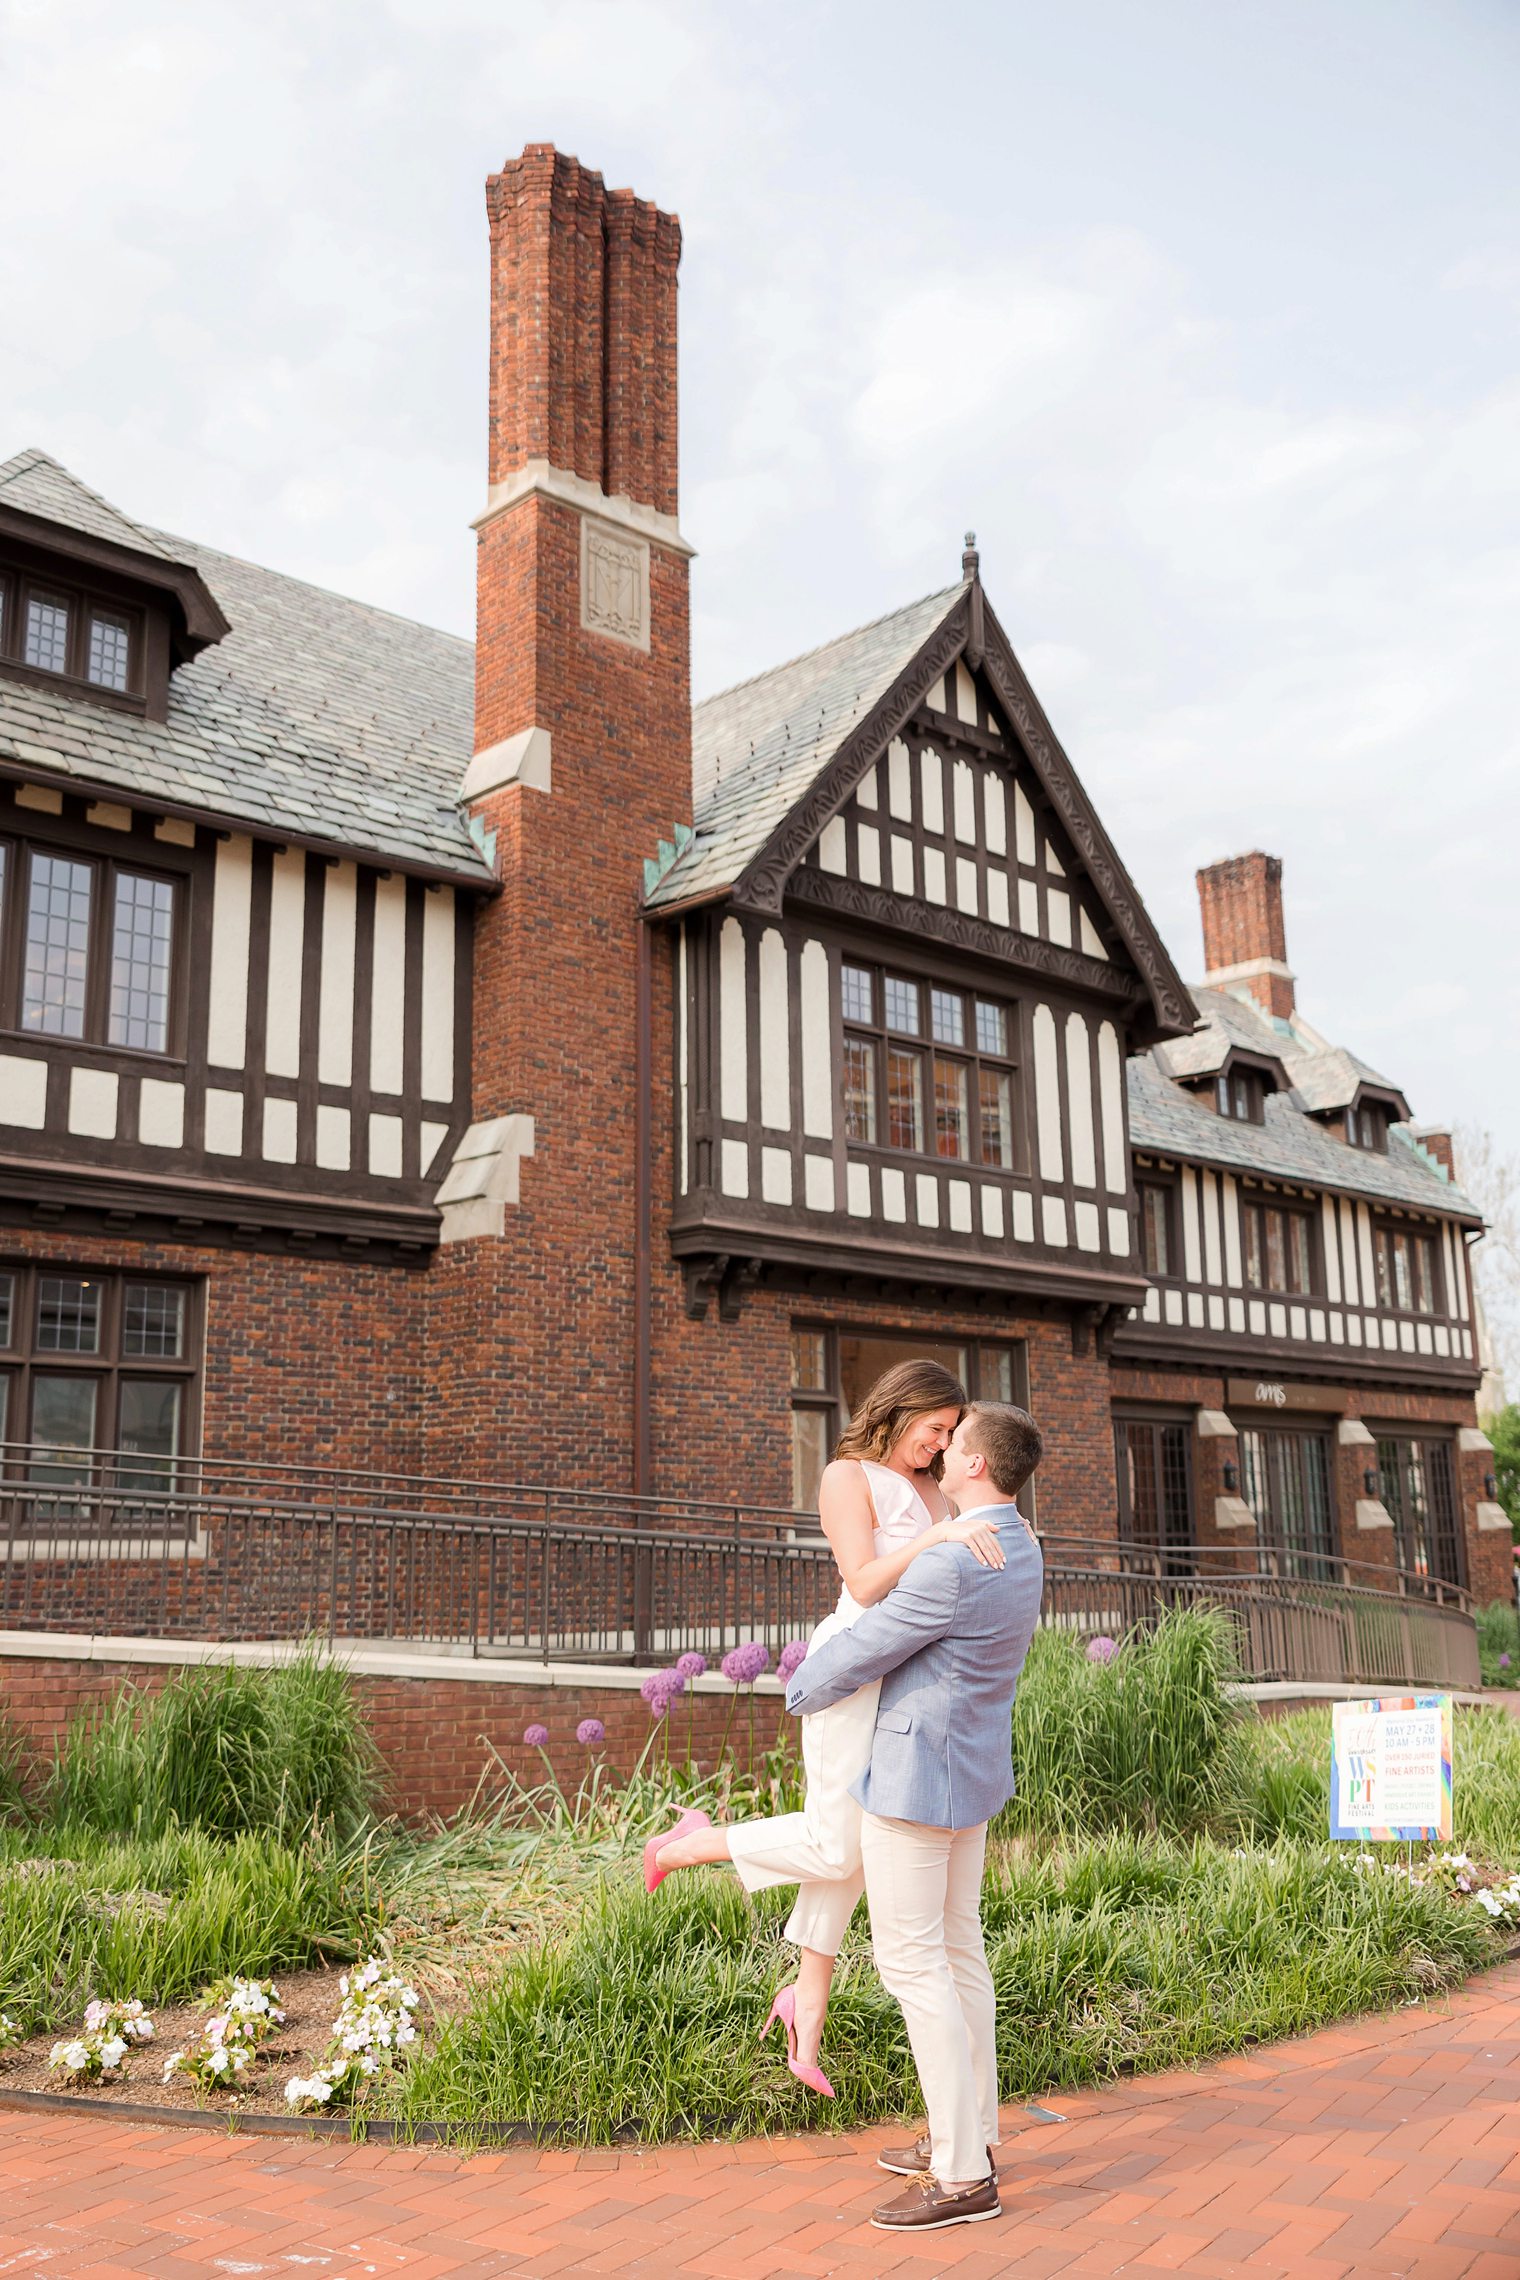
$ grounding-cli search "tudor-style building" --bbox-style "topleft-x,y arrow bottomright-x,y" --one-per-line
0,142 -> 1508,1622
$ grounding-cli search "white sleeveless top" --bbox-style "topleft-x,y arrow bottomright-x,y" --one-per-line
834,1459 -> 940,1620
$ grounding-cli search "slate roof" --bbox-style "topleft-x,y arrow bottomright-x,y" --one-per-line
1154,984 -> 1409,1118
0,447 -> 178,564
0,454 -> 489,883
1131,986 -> 1476,1221
645,581 -> 967,908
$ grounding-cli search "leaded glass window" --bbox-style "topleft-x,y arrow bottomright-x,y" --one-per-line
87,612 -> 132,692
22,852 -> 93,1036
108,870 -> 175,1051
24,594 -> 70,674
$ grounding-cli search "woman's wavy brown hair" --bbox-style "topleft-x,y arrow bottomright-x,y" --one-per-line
834,1357 -> 968,1476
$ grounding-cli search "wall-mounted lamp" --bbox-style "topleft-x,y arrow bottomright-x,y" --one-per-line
1222,1461 -> 1239,1493
1485,1472 -> 1498,1501
1363,1468 -> 1381,1498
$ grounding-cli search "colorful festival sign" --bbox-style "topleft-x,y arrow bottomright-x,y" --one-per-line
1330,1694 -> 1453,1842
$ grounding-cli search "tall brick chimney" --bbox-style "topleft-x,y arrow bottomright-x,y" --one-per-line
433,145 -> 694,1485
1196,852 -> 1296,1022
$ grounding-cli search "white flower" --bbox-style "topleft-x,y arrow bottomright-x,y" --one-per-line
99,2037 -> 128,2070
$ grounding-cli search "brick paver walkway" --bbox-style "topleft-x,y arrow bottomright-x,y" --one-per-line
0,1964 -> 1517,2280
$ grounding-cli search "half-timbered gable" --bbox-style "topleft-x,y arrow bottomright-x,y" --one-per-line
647,559 -> 1193,1318
1118,986 -> 1481,1383
0,450 -> 487,1261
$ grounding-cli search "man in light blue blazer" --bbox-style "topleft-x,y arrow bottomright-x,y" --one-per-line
786,1401 -> 1044,2234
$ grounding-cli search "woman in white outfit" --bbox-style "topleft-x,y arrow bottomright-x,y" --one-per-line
646,1358 -> 1006,2093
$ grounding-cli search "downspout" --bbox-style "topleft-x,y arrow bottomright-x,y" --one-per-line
634,914 -> 653,1503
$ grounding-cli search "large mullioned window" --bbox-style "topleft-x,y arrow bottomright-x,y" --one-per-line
840,961 -> 1017,1169
0,1265 -> 199,1500
0,834 -> 179,1054
1372,1222 -> 1441,1316
1241,1198 -> 1315,1296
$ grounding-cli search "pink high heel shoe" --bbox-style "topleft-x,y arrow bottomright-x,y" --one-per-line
642,1806 -> 712,1893
763,1983 -> 835,2098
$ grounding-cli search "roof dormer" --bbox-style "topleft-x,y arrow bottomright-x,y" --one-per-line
0,447 -> 228,722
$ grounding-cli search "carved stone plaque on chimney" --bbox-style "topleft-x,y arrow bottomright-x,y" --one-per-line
581,515 -> 650,651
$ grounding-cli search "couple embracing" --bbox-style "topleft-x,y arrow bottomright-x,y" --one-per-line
646,1358 -> 1045,2234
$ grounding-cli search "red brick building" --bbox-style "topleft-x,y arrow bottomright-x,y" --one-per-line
0,141 -> 1508,1636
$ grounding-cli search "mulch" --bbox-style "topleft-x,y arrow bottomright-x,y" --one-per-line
0,1966 -> 353,2119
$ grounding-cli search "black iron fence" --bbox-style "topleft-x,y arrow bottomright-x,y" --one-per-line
0,1443 -> 1481,1690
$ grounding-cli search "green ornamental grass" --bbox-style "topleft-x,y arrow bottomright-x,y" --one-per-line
40,1645 -> 381,1843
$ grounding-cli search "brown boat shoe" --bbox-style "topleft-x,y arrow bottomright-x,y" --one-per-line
877,2133 -> 997,2176
870,2169 -> 1002,2231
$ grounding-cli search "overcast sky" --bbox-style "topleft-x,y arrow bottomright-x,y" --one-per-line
3,0 -> 1517,1157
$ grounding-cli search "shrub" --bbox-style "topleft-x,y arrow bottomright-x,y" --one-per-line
41,1647 -> 380,1842
1477,1600 -> 1520,1689
1003,1605 -> 1243,1837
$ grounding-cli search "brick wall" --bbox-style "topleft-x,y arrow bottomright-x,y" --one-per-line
1109,1361 -> 1499,1601
1,1227 -> 429,1476
0,1652 -> 786,1822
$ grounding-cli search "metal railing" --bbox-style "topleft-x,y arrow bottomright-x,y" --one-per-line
0,1443 -> 1481,1690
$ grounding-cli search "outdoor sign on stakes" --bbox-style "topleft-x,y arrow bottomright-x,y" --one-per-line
1330,1693 -> 1453,1846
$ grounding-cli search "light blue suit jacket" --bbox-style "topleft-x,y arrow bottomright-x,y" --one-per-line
784,1505 -> 1043,1830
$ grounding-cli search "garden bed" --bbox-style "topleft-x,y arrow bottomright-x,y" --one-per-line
1,1616 -> 1518,2146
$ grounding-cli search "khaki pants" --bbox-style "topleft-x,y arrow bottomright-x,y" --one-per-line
860,1812 -> 998,2186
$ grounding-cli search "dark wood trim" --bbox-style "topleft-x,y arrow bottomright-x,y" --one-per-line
786,863 -> 1136,1005
718,578 -> 1192,1045
1110,1317 -> 1480,1393
350,867 -> 377,1171
0,503 -> 229,656
669,1213 -> 1148,1311
975,593 -> 1193,1044
0,1154 -> 440,1264
400,878 -> 426,1178
0,802 -> 198,1051
1129,1139 -> 1482,1234
241,842 -> 274,1152
731,597 -> 971,917
0,761 -> 498,896
296,852 -> 326,1165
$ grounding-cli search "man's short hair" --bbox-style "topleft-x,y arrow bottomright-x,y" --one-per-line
963,1402 -> 1043,1497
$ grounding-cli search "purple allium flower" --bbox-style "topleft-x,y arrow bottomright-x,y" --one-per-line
640,1671 -> 678,1719
576,1717 -> 605,1746
777,1639 -> 808,1684
522,1723 -> 550,1747
675,1651 -> 708,1680
1499,1652 -> 1512,1671
1086,1635 -> 1118,1666
721,1640 -> 771,1686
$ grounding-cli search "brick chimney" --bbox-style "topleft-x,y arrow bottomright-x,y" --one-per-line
1196,852 -> 1296,1022
1412,1126 -> 1456,1180
434,145 -> 693,1484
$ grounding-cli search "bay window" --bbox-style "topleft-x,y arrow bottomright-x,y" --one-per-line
841,960 -> 1018,1170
